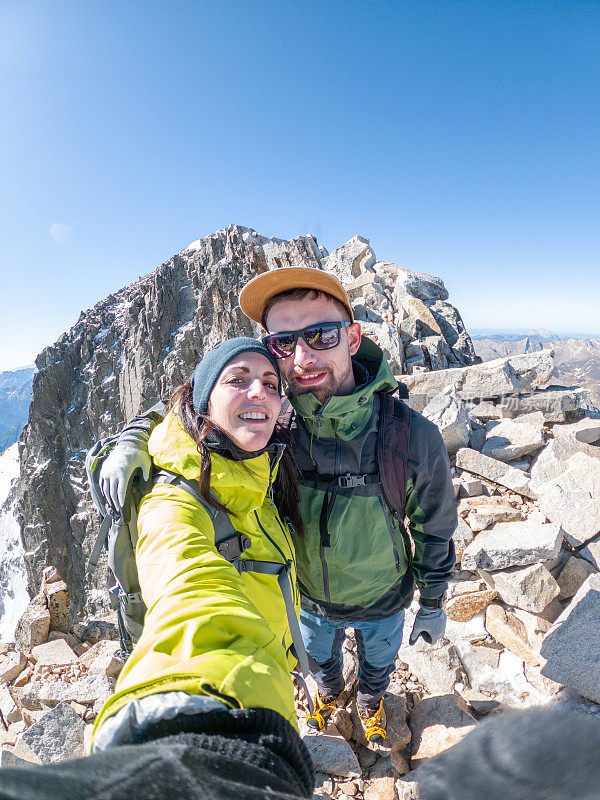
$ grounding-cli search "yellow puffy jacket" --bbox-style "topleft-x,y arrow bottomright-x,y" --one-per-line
92,411 -> 299,746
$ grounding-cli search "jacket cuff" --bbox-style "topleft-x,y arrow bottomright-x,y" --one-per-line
417,584 -> 448,602
91,691 -> 227,753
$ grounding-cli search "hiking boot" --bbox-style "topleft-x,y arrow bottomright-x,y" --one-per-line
357,697 -> 386,743
306,689 -> 345,731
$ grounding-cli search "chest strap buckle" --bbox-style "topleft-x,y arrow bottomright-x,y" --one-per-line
338,474 -> 367,489
217,534 -> 251,561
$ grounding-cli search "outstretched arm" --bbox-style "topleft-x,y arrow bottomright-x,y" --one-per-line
91,483 -> 297,752
99,402 -> 166,514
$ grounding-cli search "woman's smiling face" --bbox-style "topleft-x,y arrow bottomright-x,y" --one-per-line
207,351 -> 282,451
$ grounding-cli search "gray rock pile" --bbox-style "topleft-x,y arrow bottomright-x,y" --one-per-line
308,352 -> 600,797
0,567 -> 122,766
397,354 -> 598,768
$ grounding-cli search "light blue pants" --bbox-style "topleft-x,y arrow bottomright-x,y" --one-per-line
299,608 -> 405,708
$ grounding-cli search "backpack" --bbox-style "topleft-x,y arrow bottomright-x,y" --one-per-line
84,436 -> 311,684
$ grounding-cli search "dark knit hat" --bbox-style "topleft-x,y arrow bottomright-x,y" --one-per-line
191,337 -> 281,415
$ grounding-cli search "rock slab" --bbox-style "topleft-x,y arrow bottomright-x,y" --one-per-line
482,412 -> 546,462
0,651 -> 26,684
460,515 -> 562,571
302,734 -> 360,778
455,448 -> 535,498
529,434 -> 600,492
541,573 -> 600,703
18,701 -> 85,763
482,563 -> 560,613
422,387 -> 470,456
31,639 -> 78,667
536,453 -> 600,545
445,590 -> 498,622
409,694 -> 477,768
557,556 -> 597,600
485,604 -> 541,666
402,351 -> 554,401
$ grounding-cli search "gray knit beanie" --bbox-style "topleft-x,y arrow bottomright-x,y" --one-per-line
191,337 -> 281,415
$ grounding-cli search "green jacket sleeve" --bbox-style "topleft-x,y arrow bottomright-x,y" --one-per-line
121,401 -> 167,436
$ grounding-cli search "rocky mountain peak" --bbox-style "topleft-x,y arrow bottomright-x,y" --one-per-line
4,227 -> 600,778
16,226 -> 476,619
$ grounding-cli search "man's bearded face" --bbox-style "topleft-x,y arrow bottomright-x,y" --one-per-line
265,294 -> 361,404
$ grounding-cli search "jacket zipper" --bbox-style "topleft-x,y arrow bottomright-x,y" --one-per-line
253,511 -> 298,605
266,443 -> 285,509
378,495 -> 402,573
254,511 -> 288,565
273,513 -> 298,604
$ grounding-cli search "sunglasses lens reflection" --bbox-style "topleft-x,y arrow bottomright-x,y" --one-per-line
265,322 -> 344,358
306,325 -> 339,350
269,333 -> 295,357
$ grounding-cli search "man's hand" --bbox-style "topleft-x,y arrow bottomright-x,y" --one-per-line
99,429 -> 152,516
409,606 -> 446,646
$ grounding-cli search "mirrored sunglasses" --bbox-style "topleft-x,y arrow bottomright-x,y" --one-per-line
262,321 -> 352,359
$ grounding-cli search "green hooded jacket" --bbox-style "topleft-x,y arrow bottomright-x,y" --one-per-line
288,338 -> 456,620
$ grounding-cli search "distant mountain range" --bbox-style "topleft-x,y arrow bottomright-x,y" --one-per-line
472,331 -> 600,409
470,328 -> 600,342
0,367 -> 35,453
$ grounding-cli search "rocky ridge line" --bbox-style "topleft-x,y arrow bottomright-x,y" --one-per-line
10,226 -> 600,797
16,226 -> 476,619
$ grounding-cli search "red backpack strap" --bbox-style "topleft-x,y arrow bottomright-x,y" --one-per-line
377,393 -> 411,518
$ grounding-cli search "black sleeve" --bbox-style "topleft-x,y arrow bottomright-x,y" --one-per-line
417,707 -> 600,800
122,401 -> 167,436
0,708 -> 314,800
405,411 -> 457,600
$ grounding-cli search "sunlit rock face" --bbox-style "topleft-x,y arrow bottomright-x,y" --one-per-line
16,225 -> 477,616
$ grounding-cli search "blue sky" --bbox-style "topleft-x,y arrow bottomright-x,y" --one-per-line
1,1 -> 598,371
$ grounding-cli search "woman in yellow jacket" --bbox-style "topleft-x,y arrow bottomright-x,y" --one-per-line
92,338 -> 304,752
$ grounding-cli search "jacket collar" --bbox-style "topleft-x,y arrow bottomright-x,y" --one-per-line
204,427 -> 283,464
147,411 -> 284,516
288,337 -> 398,440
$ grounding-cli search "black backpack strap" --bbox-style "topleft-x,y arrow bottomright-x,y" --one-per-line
87,514 -> 113,575
299,470 -> 381,490
240,559 -> 311,682
377,393 -> 411,518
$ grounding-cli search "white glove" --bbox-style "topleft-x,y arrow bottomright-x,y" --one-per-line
99,429 -> 151,516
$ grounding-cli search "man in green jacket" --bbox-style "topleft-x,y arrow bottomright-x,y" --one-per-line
99,267 -> 457,743
238,268 -> 456,741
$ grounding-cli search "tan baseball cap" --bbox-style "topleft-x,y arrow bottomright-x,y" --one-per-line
239,267 -> 354,327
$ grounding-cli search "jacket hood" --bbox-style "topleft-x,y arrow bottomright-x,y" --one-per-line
148,410 -> 282,517
289,336 -> 398,439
